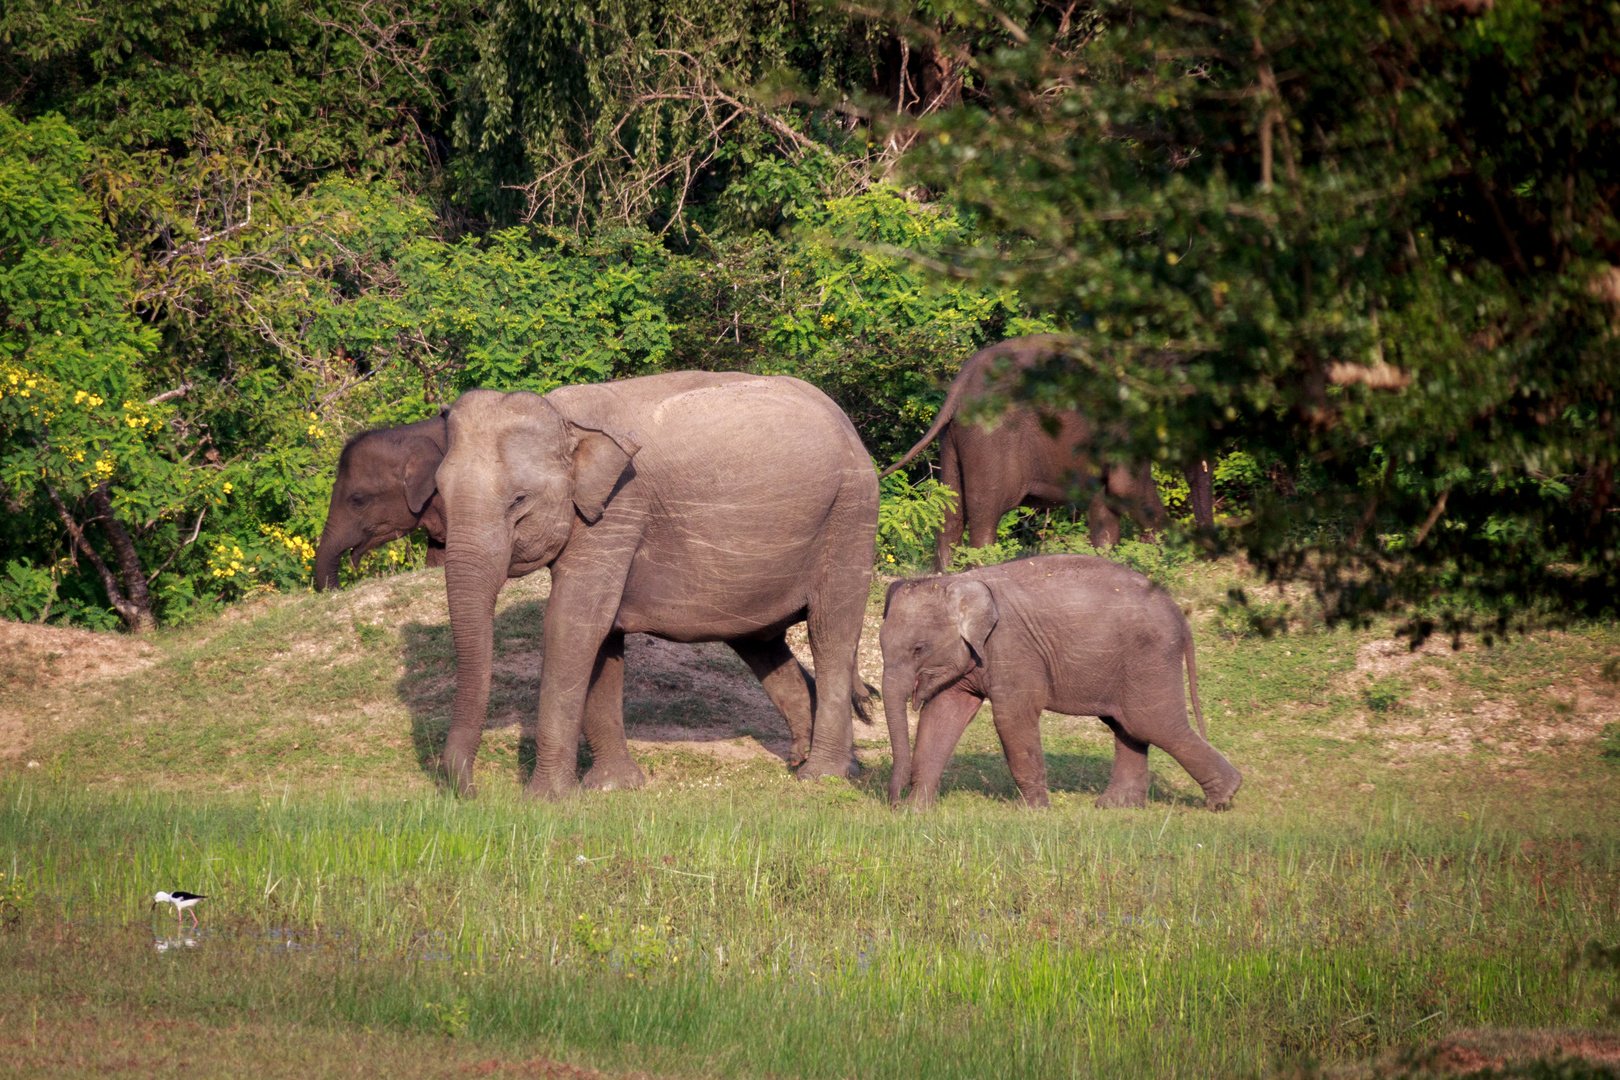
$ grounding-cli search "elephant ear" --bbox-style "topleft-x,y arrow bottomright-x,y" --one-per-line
401,437 -> 444,516
945,578 -> 998,662
567,421 -> 641,524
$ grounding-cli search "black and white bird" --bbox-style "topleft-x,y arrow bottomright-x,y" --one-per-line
153,890 -> 207,931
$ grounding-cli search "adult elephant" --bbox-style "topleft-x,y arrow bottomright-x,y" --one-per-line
313,414 -> 448,591
880,336 -> 1214,570
436,372 -> 878,798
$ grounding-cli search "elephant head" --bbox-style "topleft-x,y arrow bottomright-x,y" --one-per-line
878,577 -> 998,803
312,415 -> 449,591
435,390 -> 640,792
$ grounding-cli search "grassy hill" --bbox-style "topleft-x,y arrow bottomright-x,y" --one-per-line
2,561 -> 1619,1078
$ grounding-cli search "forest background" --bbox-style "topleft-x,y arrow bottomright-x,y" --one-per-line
0,0 -> 1615,635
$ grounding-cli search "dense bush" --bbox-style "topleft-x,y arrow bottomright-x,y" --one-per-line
1,0 -> 1614,630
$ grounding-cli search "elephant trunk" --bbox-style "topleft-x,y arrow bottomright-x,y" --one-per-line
883,667 -> 915,806
442,522 -> 508,796
312,518 -> 363,592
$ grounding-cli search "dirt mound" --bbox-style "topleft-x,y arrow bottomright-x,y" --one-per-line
1337,1027 -> 1620,1078
0,619 -> 156,686
0,619 -> 158,759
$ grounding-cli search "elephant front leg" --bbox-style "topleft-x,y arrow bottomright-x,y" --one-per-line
527,562 -> 629,800
580,632 -> 646,791
906,687 -> 984,808
989,697 -> 1050,808
730,635 -> 815,767
1095,715 -> 1150,808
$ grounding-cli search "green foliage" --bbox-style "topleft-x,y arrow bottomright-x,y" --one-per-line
0,867 -> 34,927
1212,588 -> 1292,640
453,0 -> 879,226
899,0 -> 1620,625
757,188 -> 1050,463
0,559 -> 56,623
420,997 -> 471,1039
2,0 -> 1614,635
877,469 -> 957,570
1363,678 -> 1406,717
0,0 -> 477,187
308,210 -> 675,395
1600,725 -> 1620,764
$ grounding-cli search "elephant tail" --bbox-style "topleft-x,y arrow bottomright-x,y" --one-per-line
1183,628 -> 1207,740
876,368 -> 973,480
853,675 -> 876,723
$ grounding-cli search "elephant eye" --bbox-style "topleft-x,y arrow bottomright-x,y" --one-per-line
509,493 -> 528,511
348,493 -> 369,508
912,642 -> 929,657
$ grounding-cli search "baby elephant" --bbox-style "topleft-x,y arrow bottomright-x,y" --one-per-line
880,554 -> 1241,811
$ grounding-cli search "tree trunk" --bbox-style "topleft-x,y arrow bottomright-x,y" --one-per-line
45,483 -> 157,634
89,485 -> 157,633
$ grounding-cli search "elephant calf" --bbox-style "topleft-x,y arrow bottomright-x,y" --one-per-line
880,554 -> 1241,811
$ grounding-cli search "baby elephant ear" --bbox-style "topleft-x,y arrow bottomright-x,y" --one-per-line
401,437 -> 444,515
945,579 -> 998,661
568,421 -> 641,524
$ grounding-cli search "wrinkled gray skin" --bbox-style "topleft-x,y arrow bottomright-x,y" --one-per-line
313,415 -> 449,591
436,372 -> 878,798
880,336 -> 1214,570
880,554 -> 1241,811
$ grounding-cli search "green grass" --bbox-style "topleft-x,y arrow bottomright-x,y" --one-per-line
3,562 -> 1620,1077
5,780 -> 1619,1078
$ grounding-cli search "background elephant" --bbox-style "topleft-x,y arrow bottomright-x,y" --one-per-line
435,371 -> 878,797
880,335 -> 1214,569
313,414 -> 449,591
880,553 -> 1240,811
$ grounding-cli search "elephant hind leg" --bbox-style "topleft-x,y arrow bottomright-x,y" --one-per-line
730,634 -> 815,767
580,632 -> 647,791
797,556 -> 871,784
1087,496 -> 1123,550
1115,708 -> 1242,811
1095,715 -> 1150,808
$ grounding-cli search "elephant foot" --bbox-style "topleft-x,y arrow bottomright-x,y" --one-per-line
784,741 -> 811,769
582,757 -> 647,792
795,754 -> 861,782
524,772 -> 582,801
1202,766 -> 1243,812
440,754 -> 479,798
1094,784 -> 1148,810
1018,788 -> 1052,810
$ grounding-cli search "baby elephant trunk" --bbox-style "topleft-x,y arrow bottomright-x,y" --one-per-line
882,669 -> 914,805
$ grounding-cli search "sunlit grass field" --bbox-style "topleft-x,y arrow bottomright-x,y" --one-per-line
3,560 -> 1618,1078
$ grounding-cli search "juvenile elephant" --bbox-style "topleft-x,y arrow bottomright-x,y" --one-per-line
880,554 -> 1241,810
313,414 -> 448,590
880,336 -> 1214,569
436,372 -> 878,797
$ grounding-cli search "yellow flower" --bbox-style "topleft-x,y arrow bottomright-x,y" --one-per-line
74,391 -> 88,404
223,482 -> 233,494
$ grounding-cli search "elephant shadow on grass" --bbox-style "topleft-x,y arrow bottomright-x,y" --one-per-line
928,750 -> 1210,807
397,600 -> 805,786
851,714 -> 1209,808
